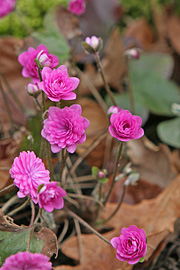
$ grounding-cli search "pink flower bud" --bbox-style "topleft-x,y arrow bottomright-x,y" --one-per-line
107,106 -> 121,115
82,36 -> 103,54
125,48 -> 141,60
26,82 -> 41,97
98,171 -> 106,179
111,225 -> 147,265
36,50 -> 51,67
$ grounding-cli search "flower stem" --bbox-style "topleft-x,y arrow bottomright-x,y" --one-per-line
59,149 -> 68,183
0,183 -> 15,196
0,80 -> 14,132
66,209 -> 111,245
7,197 -> 30,216
94,52 -> 117,106
103,141 -> 124,205
0,72 -> 26,113
101,184 -> 126,225
126,59 -> 135,114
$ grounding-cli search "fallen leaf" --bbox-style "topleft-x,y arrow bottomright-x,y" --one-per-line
166,15 -> 180,55
55,5 -> 82,40
57,174 -> 180,269
0,211 -> 58,265
171,149 -> 180,174
0,37 -> 36,128
76,98 -> 109,167
124,18 -> 154,49
108,178 -> 163,204
125,136 -> 176,188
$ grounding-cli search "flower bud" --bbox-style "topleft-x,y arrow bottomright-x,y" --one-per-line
26,83 -> 41,98
36,50 -> 51,67
107,106 -> 121,116
98,170 -> 107,179
82,36 -> 103,54
125,48 -> 142,60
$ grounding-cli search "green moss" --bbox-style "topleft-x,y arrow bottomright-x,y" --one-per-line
0,0 -> 67,37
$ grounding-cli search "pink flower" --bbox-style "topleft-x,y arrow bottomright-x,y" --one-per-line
40,65 -> 79,102
41,105 -> 90,154
68,0 -> 86,15
9,151 -> 50,204
18,44 -> 59,83
38,182 -> 66,212
109,110 -> 144,141
0,0 -> 16,19
111,225 -> 147,265
1,251 -> 52,270
107,106 -> 122,115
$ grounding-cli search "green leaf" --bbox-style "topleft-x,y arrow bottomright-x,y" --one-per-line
105,92 -> 149,124
130,53 -> 174,79
157,117 -> 180,148
98,177 -> 109,184
31,5 -> 70,63
92,166 -> 99,178
139,256 -> 145,263
0,228 -> 43,266
129,53 -> 180,116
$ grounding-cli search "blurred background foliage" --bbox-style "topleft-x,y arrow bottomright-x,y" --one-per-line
0,0 -> 180,38
0,0 -> 67,37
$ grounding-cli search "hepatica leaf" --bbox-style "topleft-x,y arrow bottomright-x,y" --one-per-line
0,227 -> 43,266
32,5 -> 70,63
129,53 -> 179,116
157,117 -> 180,148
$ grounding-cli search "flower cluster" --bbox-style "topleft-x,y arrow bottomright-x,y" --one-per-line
41,105 -> 90,154
68,0 -> 86,15
9,151 -> 66,211
111,225 -> 147,265
0,0 -> 16,19
109,109 -> 144,141
1,251 -> 52,270
18,44 -> 59,83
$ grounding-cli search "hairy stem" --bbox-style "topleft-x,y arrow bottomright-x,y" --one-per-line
104,141 -> 124,205
66,209 -> 111,245
7,197 -> 30,216
94,52 -> 116,106
0,183 -> 15,196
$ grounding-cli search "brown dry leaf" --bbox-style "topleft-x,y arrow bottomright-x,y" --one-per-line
35,227 -> 58,258
124,18 -> 154,49
78,28 -> 126,95
76,98 -> 109,167
56,174 -> 180,270
55,5 -> 82,40
166,15 -> 180,55
126,137 -> 176,188
171,149 -> 180,174
0,135 -> 23,189
0,37 -> 36,128
108,178 -> 163,204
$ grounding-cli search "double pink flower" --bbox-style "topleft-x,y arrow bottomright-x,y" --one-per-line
9,151 -> 66,212
18,44 -> 59,83
40,65 -> 79,102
